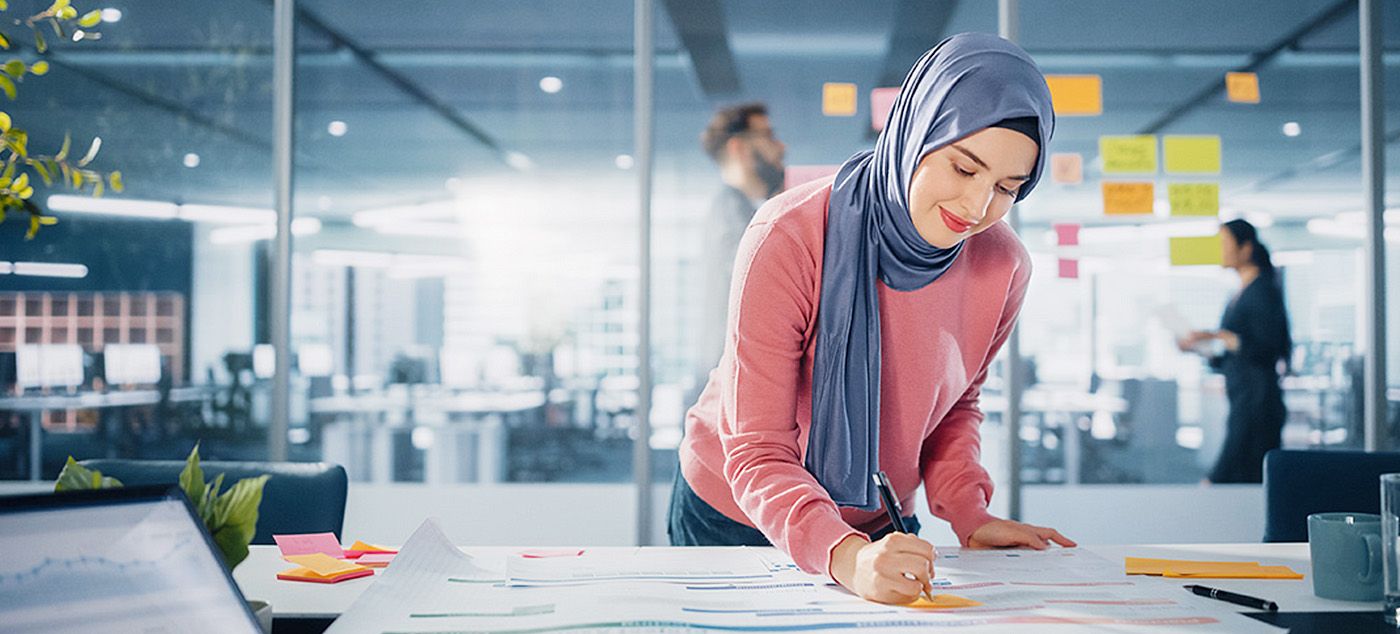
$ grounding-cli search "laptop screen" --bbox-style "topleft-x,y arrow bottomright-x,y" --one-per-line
0,487 -> 262,634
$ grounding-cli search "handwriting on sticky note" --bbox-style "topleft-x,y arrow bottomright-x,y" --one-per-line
1226,71 -> 1260,103
274,532 -> 345,558
1168,183 -> 1219,217
1100,136 -> 1158,174
822,82 -> 858,117
1050,153 -> 1083,185
906,594 -> 983,610
1045,75 -> 1102,116
1164,136 -> 1221,174
284,553 -> 368,576
1169,235 -> 1223,266
1102,182 -> 1154,215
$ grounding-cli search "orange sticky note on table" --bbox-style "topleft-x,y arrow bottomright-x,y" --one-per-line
1050,153 -> 1083,185
277,566 -> 375,584
285,553 -> 368,576
822,82 -> 858,116
1165,565 -> 1303,580
1045,75 -> 1102,116
344,540 -> 396,558
1102,182 -> 1154,215
1226,71 -> 1260,103
870,87 -> 899,131
906,594 -> 983,610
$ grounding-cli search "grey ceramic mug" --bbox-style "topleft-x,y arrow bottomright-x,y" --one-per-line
1308,512 -> 1383,601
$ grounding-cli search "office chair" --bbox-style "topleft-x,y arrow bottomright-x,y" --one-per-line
79,458 -> 348,545
1262,448 -> 1400,542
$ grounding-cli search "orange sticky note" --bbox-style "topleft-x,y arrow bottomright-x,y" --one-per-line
1164,565 -> 1303,580
1226,72 -> 1260,104
344,540 -> 396,558
1102,182 -> 1154,215
822,82 -> 858,116
1045,75 -> 1102,116
906,594 -> 983,610
284,553 -> 368,576
870,87 -> 899,131
277,566 -> 375,584
1050,153 -> 1083,185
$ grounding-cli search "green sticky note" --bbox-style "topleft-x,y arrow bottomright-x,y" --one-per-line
1100,135 -> 1158,174
1164,136 -> 1221,174
1168,183 -> 1219,217
1169,235 -> 1223,266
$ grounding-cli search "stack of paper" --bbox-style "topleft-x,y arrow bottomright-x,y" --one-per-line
1125,557 -> 1303,579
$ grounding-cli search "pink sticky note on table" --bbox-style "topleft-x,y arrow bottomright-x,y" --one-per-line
870,87 -> 899,131
518,549 -> 585,559
784,164 -> 841,191
356,552 -> 396,567
1054,223 -> 1080,246
274,532 -> 345,558
1058,258 -> 1079,279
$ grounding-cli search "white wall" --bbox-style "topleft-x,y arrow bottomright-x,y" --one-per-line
190,226 -> 255,382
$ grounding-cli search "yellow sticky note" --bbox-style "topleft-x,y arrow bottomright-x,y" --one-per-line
1126,557 -> 1245,575
1045,75 -> 1102,116
1226,72 -> 1260,104
906,594 -> 983,610
1164,135 -> 1222,174
1050,153 -> 1083,185
1167,183 -> 1219,217
1170,235 -> 1224,266
822,82 -> 858,116
1100,135 -> 1158,174
349,540 -> 392,553
1102,182 -> 1154,215
284,553 -> 368,576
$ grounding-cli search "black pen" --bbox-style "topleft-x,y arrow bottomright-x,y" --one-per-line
872,471 -> 930,600
1183,584 -> 1278,612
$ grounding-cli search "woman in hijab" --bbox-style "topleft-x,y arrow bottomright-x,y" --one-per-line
669,33 -> 1074,605
1178,219 -> 1292,484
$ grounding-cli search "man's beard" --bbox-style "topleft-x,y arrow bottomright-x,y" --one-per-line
753,150 -> 785,199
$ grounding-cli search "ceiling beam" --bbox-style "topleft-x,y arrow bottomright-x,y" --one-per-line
877,0 -> 958,89
660,0 -> 741,98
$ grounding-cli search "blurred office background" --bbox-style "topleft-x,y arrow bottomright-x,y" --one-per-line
3,0 -> 1400,546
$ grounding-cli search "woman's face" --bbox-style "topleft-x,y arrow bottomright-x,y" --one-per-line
1219,227 -> 1250,269
906,127 -> 1039,249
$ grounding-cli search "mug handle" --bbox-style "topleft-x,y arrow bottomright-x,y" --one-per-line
1361,533 -> 1382,585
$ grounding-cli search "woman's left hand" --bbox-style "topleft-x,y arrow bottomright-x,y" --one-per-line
968,519 -> 1077,550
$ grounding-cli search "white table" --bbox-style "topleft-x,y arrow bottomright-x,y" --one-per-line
232,542 -> 1378,621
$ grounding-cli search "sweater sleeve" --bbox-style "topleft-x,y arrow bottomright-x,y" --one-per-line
717,221 -> 864,578
920,259 -> 1030,545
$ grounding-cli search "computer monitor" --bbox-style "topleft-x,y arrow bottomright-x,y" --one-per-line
103,344 -> 163,385
0,486 -> 262,634
16,344 -> 85,389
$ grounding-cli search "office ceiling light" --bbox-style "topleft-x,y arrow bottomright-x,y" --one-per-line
615,154 -> 634,170
45,194 -> 179,219
352,201 -> 455,228
317,196 -> 333,212
372,221 -> 463,238
505,151 -> 534,171
182,152 -> 200,168
178,204 -> 275,224
538,76 -> 563,93
312,249 -> 394,268
327,120 -> 348,137
207,217 -> 321,244
101,7 -> 122,22
0,261 -> 11,274
1282,121 -> 1301,137
13,262 -> 88,278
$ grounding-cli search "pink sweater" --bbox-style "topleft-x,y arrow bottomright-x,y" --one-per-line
679,178 -> 1030,577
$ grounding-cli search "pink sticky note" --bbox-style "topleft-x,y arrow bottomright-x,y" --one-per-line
1058,258 -> 1079,279
356,552 -> 396,567
1050,153 -> 1083,185
519,549 -> 585,559
784,164 -> 841,191
870,87 -> 899,132
274,532 -> 345,558
1054,223 -> 1080,246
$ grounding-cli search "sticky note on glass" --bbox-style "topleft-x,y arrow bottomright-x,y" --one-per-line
784,164 -> 841,190
1100,135 -> 1158,174
1050,153 -> 1083,185
1168,183 -> 1219,217
284,553 -> 368,576
822,82 -> 858,116
274,532 -> 344,558
870,87 -> 899,131
1102,182 -> 1154,215
906,594 -> 983,610
1058,258 -> 1079,280
1045,75 -> 1102,116
1226,71 -> 1260,103
1164,135 -> 1221,174
1169,235 -> 1223,266
1054,223 -> 1080,246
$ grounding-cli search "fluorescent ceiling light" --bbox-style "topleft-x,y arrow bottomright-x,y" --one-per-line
46,194 -> 179,219
538,76 -> 563,93
327,120 -> 348,137
312,249 -> 394,268
372,221 -> 462,238
207,217 -> 321,244
505,151 -> 534,171
13,262 -> 89,278
0,261 -> 11,274
183,152 -> 200,168
179,204 -> 275,224
352,201 -> 455,227
1282,121 -> 1301,137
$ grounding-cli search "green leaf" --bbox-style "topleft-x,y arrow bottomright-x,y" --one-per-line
2,59 -> 23,78
54,133 -> 69,162
212,525 -> 251,570
34,30 -> 45,54
57,6 -> 76,20
0,75 -> 15,100
48,0 -> 70,14
0,112 -> 10,133
209,474 -> 268,570
108,170 -> 122,192
12,170 -> 26,190
32,162 -> 50,185
29,60 -> 47,76
54,456 -> 123,491
78,10 -> 101,28
0,33 -> 10,51
91,178 -> 102,197
178,443 -> 205,510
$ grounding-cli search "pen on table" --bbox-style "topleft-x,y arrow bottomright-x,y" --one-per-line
872,471 -> 933,601
1183,584 -> 1278,612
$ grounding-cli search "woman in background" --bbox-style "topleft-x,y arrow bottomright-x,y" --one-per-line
1179,219 -> 1292,483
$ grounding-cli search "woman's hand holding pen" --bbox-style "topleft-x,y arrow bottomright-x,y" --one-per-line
830,533 -> 936,605
968,519 -> 1076,550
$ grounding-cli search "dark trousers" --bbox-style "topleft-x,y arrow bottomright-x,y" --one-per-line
667,469 -> 920,546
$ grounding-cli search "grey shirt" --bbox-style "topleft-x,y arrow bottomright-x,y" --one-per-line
698,185 -> 760,379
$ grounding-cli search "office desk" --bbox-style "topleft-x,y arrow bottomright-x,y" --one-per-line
233,542 -> 1387,633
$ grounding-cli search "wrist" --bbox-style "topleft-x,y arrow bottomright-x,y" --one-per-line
829,534 -> 868,590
